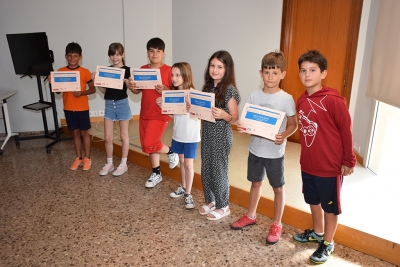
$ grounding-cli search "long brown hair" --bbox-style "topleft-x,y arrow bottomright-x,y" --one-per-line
202,50 -> 238,107
171,62 -> 195,90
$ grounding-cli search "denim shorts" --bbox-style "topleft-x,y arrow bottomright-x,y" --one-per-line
104,98 -> 132,121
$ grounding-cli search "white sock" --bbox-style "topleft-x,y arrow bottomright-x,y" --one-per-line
121,158 -> 127,166
107,158 -> 113,165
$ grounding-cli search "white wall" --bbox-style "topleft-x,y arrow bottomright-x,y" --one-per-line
123,0 -> 173,115
349,0 -> 380,157
0,0 -> 378,161
0,0 -> 173,133
172,0 -> 283,112
0,0 -> 124,132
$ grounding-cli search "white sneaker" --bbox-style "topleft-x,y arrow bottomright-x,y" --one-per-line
99,163 -> 114,176
168,153 -> 179,169
112,164 -> 128,176
170,185 -> 185,198
184,194 -> 195,209
145,173 -> 162,188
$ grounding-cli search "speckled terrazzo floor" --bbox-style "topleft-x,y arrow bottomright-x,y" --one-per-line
0,138 -> 396,267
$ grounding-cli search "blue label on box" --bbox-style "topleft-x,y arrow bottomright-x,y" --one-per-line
134,74 -> 157,81
99,71 -> 121,79
191,98 -> 211,108
245,111 -> 278,125
54,77 -> 77,82
165,97 -> 185,103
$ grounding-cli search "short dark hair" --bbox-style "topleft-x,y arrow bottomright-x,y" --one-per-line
146,37 -> 165,51
261,51 -> 286,71
65,42 -> 82,55
298,50 -> 327,72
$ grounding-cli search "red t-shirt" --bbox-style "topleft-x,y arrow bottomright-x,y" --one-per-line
139,64 -> 172,121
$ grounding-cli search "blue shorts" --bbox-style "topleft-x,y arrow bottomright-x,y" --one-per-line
301,171 -> 344,215
247,152 -> 285,188
170,139 -> 198,159
64,110 -> 91,131
104,98 -> 132,121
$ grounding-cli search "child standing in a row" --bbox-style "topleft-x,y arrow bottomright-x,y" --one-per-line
157,62 -> 201,209
96,43 -> 132,177
230,51 -> 297,245
128,38 -> 179,187
57,42 -> 96,171
198,50 -> 240,221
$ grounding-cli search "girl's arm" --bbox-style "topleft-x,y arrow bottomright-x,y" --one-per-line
156,97 -> 173,118
226,97 -> 239,124
211,97 -> 239,124
97,85 -> 106,94
91,72 -> 106,94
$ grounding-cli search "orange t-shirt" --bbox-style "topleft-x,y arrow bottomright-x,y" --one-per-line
58,66 -> 92,111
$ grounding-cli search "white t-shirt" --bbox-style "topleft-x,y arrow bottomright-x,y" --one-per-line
172,113 -> 201,143
246,89 -> 296,158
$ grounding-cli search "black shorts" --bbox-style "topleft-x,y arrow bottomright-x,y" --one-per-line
301,171 -> 344,215
64,110 -> 91,131
247,152 -> 285,188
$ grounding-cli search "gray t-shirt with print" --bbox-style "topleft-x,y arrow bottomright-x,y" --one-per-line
246,89 -> 296,159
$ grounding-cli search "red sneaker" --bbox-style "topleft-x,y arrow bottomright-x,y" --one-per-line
230,214 -> 257,230
266,221 -> 282,244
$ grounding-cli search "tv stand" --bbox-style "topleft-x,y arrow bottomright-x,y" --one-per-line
14,75 -> 69,153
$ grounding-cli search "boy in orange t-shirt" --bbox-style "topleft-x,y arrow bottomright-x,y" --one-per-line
56,42 -> 95,171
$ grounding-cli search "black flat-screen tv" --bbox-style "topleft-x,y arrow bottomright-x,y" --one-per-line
6,32 -> 54,76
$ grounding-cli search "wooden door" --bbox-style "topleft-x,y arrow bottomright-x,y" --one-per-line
280,0 -> 363,143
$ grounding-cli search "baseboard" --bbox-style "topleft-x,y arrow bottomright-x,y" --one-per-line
355,151 -> 364,165
89,133 -> 399,266
61,115 -> 140,136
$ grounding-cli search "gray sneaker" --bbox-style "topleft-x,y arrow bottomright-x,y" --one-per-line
310,240 -> 334,264
293,229 -> 323,243
168,153 -> 179,169
184,194 -> 195,209
170,185 -> 185,198
145,173 -> 162,188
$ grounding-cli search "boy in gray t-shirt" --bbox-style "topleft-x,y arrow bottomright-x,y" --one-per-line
230,51 -> 297,245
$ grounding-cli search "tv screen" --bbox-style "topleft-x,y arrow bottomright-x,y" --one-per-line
6,32 -> 54,76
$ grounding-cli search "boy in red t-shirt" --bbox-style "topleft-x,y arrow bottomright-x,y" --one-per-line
128,38 -> 178,188
56,42 -> 95,171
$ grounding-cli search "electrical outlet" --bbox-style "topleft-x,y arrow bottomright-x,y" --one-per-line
353,143 -> 360,154
89,111 -> 98,117
98,110 -> 105,116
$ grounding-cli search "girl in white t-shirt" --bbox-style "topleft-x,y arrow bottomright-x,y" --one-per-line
156,62 -> 201,209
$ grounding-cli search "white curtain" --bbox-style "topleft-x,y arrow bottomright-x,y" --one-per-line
366,0 -> 400,108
